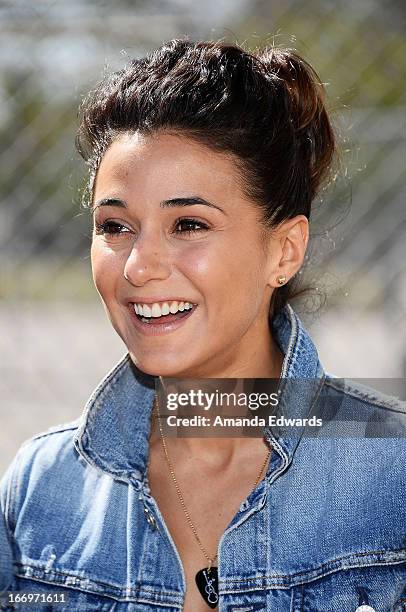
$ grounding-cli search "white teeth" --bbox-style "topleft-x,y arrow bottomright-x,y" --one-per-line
133,300 -> 195,318
169,301 -> 179,314
143,304 -> 152,317
151,303 -> 161,318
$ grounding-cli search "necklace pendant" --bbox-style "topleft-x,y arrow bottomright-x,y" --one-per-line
195,566 -> 219,608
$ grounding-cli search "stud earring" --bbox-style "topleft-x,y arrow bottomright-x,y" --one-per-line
277,275 -> 287,285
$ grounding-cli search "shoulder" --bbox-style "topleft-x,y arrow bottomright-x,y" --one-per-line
291,376 -> 406,553
21,418 -> 81,450
324,374 -> 405,411
310,374 -> 406,500
4,419 -> 81,479
0,420 -> 83,529
2,417 -> 81,470
321,374 -> 406,434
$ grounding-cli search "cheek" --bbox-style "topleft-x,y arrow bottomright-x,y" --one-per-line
182,241 -> 265,310
180,242 -> 231,301
90,241 -> 122,300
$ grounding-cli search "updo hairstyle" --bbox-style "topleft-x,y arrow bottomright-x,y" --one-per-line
76,38 -> 336,316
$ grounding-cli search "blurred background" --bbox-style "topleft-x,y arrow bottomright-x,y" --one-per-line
1,0 -> 405,474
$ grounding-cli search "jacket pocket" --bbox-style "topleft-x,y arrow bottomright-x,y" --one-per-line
297,562 -> 406,612
7,573 -> 183,611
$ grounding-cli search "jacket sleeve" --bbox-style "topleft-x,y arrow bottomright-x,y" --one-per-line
0,460 -> 15,594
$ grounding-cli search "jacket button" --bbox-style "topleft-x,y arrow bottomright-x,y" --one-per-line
355,607 -> 376,612
144,506 -> 157,529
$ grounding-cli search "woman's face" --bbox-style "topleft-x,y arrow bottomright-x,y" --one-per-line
91,131 -> 283,378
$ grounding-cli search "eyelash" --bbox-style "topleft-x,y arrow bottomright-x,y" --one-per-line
94,218 -> 210,237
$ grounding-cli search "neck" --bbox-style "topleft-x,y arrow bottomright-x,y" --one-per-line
149,333 -> 284,464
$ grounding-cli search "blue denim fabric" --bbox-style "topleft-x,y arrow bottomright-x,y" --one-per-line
1,304 -> 405,611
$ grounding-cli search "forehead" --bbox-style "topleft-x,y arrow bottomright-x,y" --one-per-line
94,131 -> 243,201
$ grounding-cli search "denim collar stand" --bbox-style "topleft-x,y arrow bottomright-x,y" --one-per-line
74,304 -> 325,488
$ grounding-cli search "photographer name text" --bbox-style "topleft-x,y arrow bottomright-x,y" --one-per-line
164,415 -> 322,428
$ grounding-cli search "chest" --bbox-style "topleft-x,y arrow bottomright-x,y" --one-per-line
146,480 -> 233,612
9,438 -> 406,610
146,443 -> 270,612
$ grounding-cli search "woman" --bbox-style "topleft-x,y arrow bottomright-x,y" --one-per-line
1,39 -> 405,611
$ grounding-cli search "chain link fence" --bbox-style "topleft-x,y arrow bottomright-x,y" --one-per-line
1,0 -> 405,473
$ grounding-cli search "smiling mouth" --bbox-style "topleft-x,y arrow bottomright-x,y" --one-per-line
130,301 -> 197,325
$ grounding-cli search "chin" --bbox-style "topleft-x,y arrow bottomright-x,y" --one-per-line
128,351 -> 195,378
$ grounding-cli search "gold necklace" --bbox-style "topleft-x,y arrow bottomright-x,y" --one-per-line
153,395 -> 272,609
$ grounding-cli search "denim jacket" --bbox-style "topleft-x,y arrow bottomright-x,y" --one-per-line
1,304 -> 405,611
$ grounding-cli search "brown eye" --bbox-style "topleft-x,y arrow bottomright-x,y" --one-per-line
174,218 -> 210,234
94,221 -> 130,236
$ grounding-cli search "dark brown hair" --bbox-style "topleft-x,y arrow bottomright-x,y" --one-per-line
76,38 -> 336,316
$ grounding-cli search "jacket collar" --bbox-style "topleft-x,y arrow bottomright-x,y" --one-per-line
74,304 -> 325,482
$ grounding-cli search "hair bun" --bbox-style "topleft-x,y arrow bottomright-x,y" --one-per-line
258,47 -> 336,201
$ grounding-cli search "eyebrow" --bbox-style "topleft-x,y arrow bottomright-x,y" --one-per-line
92,196 -> 225,214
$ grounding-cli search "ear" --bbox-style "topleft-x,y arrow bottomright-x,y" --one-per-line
266,215 -> 309,288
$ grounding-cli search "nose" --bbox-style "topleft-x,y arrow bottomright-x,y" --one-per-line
123,234 -> 171,286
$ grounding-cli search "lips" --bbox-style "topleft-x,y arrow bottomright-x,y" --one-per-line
127,302 -> 197,335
